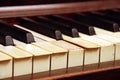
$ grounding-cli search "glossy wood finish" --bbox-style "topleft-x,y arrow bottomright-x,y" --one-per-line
34,66 -> 120,80
0,0 -> 120,18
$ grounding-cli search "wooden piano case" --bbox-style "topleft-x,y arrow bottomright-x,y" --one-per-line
0,0 -> 120,80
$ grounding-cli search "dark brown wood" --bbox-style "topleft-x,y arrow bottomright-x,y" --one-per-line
0,0 -> 89,6
34,66 -> 120,80
0,0 -> 120,18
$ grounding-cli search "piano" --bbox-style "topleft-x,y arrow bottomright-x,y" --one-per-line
0,0 -> 120,80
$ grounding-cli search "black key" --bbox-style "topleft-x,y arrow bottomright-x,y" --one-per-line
100,10 -> 120,18
86,12 -> 120,27
110,9 -> 120,13
45,15 -> 96,36
0,21 -> 35,43
16,17 -> 63,40
115,9 -> 120,11
0,32 -> 14,46
98,10 -> 120,22
30,16 -> 79,38
70,13 -> 119,32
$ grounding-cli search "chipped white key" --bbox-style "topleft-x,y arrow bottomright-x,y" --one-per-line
0,52 -> 12,79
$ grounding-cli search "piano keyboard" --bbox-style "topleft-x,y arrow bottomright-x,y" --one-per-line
0,9 -> 120,80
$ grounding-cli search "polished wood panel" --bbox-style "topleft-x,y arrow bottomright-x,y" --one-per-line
34,66 -> 120,80
0,0 -> 120,18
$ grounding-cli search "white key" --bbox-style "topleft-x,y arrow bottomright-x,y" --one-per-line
15,24 -> 100,49
79,33 -> 114,68
15,25 -> 68,72
13,39 -> 52,78
0,52 -> 12,79
0,45 -> 32,79
33,37 -> 68,54
14,38 -> 68,75
49,40 -> 84,72
95,27 -> 120,38
32,38 -> 68,75
94,27 -> 120,66
14,24 -> 56,42
62,34 -> 99,49
31,35 -> 84,73
14,24 -> 82,72
62,35 -> 100,70
14,24 -> 101,71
